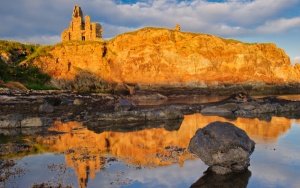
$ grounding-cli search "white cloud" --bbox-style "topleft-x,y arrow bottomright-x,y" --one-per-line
294,56 -> 300,64
257,17 -> 300,34
92,0 -> 299,37
0,0 -> 300,42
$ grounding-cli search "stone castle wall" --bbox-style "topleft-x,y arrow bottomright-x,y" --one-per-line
61,5 -> 102,42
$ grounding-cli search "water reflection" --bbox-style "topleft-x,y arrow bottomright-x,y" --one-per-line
191,169 -> 252,188
35,114 -> 292,188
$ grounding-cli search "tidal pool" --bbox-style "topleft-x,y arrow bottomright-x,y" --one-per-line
1,114 -> 300,188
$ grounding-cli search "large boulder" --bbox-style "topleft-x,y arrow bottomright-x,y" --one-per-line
188,121 -> 255,175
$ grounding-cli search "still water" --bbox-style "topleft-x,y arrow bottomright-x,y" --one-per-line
1,114 -> 300,188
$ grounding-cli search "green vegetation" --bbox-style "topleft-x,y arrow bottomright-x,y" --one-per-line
25,45 -> 54,63
0,40 -> 39,64
0,61 -> 52,90
0,40 -> 55,90
0,135 -> 48,159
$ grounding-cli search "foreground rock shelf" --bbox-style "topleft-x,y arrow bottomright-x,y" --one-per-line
1,92 -> 300,129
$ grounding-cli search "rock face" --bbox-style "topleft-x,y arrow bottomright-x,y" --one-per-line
32,27 -> 300,88
39,103 -> 54,113
188,121 -> 255,175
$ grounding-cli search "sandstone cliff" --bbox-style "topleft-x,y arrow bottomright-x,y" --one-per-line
32,27 -> 300,88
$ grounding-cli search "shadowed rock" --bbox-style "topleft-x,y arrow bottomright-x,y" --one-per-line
188,121 -> 255,175
190,169 -> 251,188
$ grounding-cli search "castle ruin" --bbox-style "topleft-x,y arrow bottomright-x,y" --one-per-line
61,5 -> 102,42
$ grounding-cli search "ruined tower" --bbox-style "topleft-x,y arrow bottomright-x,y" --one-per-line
175,24 -> 181,32
61,5 -> 102,42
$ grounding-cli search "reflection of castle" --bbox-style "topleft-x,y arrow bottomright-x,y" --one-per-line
61,5 -> 102,42
37,115 -> 291,188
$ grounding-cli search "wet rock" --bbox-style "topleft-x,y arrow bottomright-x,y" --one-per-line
21,117 -> 43,127
39,103 -> 54,113
114,99 -> 135,111
201,103 -> 238,116
0,114 -> 22,128
98,106 -> 184,123
45,97 -> 62,106
144,107 -> 183,121
73,98 -> 83,105
188,121 -> 255,175
131,93 -> 168,101
0,143 -> 32,156
225,92 -> 253,103
238,103 -> 256,111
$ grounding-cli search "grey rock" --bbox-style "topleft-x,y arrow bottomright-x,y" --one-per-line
0,114 -> 22,128
21,117 -> 43,127
201,103 -> 238,116
239,103 -> 256,111
188,121 -> 255,175
131,93 -> 168,101
114,99 -> 135,111
45,97 -> 62,106
39,103 -> 54,113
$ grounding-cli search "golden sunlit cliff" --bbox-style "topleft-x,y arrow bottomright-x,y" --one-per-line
31,27 -> 300,87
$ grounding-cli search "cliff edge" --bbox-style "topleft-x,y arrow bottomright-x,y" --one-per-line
32,27 -> 300,88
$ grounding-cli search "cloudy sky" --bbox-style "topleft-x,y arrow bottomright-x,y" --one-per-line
0,0 -> 299,62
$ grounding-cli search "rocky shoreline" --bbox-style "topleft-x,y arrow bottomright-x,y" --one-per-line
1,89 -> 300,131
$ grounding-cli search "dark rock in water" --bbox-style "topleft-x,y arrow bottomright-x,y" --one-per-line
188,121 -> 255,175
201,103 -> 238,116
0,143 -> 32,156
44,97 -> 62,106
39,103 -> 54,113
190,169 -> 251,188
226,92 -> 253,103
114,98 -> 135,111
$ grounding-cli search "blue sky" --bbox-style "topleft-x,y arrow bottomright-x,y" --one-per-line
0,0 -> 299,62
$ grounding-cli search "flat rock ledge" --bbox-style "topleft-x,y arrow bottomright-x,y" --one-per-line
200,93 -> 300,119
188,121 -> 255,175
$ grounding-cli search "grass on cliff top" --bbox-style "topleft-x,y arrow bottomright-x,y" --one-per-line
107,27 -> 274,46
0,40 -> 55,90
25,45 -> 54,63
55,40 -> 104,47
0,40 -> 39,54
108,27 -> 266,46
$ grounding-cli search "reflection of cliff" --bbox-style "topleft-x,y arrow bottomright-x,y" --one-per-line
37,115 -> 291,188
182,114 -> 292,143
